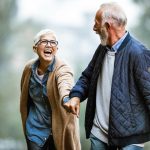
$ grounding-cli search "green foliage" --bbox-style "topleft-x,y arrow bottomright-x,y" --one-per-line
80,101 -> 91,150
0,0 -> 19,139
0,0 -> 17,63
133,0 -> 149,5
0,0 -> 42,143
132,0 -> 150,48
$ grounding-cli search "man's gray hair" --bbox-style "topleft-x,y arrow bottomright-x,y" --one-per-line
33,29 -> 57,45
100,2 -> 127,27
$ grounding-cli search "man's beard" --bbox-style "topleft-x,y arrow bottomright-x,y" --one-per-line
99,27 -> 108,46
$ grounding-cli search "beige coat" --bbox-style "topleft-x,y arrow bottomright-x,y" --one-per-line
20,57 -> 81,150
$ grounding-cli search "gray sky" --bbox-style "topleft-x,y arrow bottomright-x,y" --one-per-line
17,0 -> 139,28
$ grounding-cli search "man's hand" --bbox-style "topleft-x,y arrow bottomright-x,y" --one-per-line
63,97 -> 80,117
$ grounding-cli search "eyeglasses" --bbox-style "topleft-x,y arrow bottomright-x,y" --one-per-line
37,40 -> 58,47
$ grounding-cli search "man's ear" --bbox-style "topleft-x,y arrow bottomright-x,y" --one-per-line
105,22 -> 110,30
33,46 -> 37,53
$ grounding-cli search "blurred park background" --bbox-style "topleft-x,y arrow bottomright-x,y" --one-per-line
0,0 -> 150,149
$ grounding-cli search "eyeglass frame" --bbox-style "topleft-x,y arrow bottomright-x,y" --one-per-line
36,39 -> 58,47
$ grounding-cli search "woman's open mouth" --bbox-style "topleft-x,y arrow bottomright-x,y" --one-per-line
44,50 -> 52,57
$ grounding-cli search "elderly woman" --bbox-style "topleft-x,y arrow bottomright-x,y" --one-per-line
20,29 -> 81,150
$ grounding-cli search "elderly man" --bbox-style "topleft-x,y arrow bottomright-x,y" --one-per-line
64,2 -> 150,150
20,29 -> 81,150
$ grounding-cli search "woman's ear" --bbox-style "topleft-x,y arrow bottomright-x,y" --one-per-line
33,46 -> 37,53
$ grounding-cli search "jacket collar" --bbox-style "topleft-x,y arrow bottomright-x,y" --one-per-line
117,32 -> 131,53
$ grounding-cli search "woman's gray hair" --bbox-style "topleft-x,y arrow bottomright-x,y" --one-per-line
33,29 -> 57,45
100,2 -> 127,27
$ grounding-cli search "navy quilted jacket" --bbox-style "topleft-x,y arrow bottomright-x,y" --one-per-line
70,33 -> 150,146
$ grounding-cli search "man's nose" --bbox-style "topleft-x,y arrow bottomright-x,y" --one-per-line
93,25 -> 96,31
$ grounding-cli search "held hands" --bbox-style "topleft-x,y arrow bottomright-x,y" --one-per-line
63,97 -> 80,118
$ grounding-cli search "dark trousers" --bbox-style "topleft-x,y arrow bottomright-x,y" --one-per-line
26,135 -> 55,150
